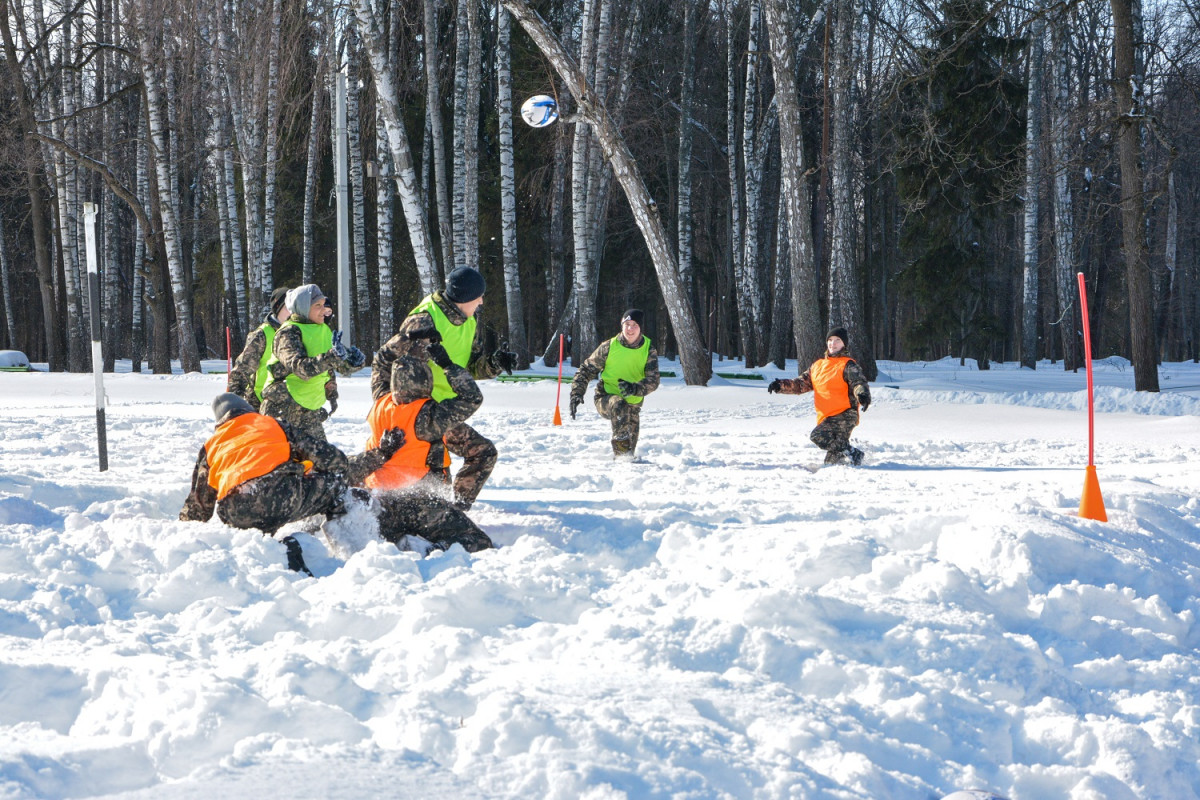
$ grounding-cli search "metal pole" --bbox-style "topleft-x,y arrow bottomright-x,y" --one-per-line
83,202 -> 108,471
334,71 -> 352,344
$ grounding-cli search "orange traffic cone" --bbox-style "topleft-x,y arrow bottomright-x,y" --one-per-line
1078,464 -> 1107,522
553,405 -> 562,426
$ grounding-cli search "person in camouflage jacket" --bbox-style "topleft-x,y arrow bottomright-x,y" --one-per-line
227,286 -> 289,410
370,268 -> 514,509
569,308 -> 661,458
260,284 -> 366,442
768,326 -> 872,466
181,393 -> 405,574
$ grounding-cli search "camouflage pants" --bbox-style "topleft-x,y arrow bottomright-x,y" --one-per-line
809,408 -> 860,462
217,462 -> 346,534
442,422 -> 497,509
260,389 -> 328,442
373,488 -> 493,553
595,392 -> 642,456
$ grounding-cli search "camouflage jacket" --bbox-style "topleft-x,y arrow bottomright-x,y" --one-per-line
227,315 -> 280,408
370,292 -> 501,400
570,335 -> 661,400
179,417 -> 388,523
776,349 -> 871,409
411,364 -> 483,444
264,316 -> 359,408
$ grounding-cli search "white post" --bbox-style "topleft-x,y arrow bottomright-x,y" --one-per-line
83,202 -> 108,471
334,71 -> 353,343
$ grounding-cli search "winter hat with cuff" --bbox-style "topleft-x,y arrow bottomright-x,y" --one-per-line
212,392 -> 254,426
444,267 -> 486,303
286,284 -> 326,318
622,308 -> 646,328
826,326 -> 849,346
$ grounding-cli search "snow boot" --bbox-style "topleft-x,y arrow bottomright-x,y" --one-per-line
848,446 -> 864,466
280,535 -> 313,576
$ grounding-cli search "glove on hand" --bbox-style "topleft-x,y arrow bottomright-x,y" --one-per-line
617,379 -> 640,397
857,393 -> 870,412
427,342 -> 454,369
378,427 -> 406,458
569,394 -> 582,420
319,397 -> 338,421
331,330 -> 348,360
343,346 -> 366,369
492,349 -> 518,375
767,379 -> 783,394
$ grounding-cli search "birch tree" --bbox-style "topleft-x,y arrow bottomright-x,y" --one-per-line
502,0 -> 712,385
1049,6 -> 1077,370
497,4 -> 528,367
424,0 -> 454,273
1020,15 -> 1046,370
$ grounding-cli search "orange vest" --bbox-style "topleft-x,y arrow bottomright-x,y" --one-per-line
364,395 -> 449,490
810,356 -> 854,424
205,414 -> 292,500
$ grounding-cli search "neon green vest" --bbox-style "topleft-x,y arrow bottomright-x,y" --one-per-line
263,320 -> 332,409
253,322 -> 278,401
411,295 -> 476,401
601,335 -> 650,405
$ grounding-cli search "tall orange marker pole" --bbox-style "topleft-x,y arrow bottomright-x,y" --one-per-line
1076,272 -> 1107,521
552,333 -> 565,426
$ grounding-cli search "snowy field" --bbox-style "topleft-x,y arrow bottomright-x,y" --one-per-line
2,354 -> 1199,800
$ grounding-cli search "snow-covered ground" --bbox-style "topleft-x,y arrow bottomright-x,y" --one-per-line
2,355 -> 1198,800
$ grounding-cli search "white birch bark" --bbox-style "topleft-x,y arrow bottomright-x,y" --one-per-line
463,0 -> 482,270
571,0 -> 599,353
346,33 -> 371,336
1020,15 -> 1046,369
352,0 -> 441,295
1164,169 -> 1178,358
303,54 -> 326,284
53,14 -> 88,370
452,0 -> 470,268
738,0 -> 764,366
0,216 -> 15,348
502,0 -> 711,384
223,132 -> 247,327
677,0 -> 697,305
132,114 -> 149,371
260,0 -> 281,291
724,0 -> 743,362
377,101 -> 396,342
138,8 -> 201,373
424,0 -> 453,274
497,5 -> 527,366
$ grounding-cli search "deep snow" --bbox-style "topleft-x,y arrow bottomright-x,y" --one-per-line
1,355 -> 1198,800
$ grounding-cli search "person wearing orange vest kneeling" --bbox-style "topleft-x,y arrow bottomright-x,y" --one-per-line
767,326 -> 872,466
181,393 -> 405,574
358,344 -> 493,553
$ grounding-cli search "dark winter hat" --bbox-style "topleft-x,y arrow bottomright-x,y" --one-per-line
285,284 -> 325,318
268,286 -> 290,317
444,267 -> 486,304
621,308 -> 645,328
212,392 -> 254,426
826,327 -> 849,346
391,355 -> 433,404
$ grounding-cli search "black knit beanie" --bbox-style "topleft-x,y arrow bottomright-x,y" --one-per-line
622,308 -> 645,328
444,267 -> 486,303
826,327 -> 849,346
268,286 -> 289,317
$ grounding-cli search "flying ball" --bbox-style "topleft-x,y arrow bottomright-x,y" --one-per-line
520,94 -> 559,128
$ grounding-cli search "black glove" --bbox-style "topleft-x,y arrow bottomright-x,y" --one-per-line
857,393 -> 870,412
427,342 -> 454,369
331,330 -> 347,359
569,394 -> 582,420
319,397 -> 338,421
492,349 -> 517,375
767,379 -> 783,394
343,345 -> 366,368
378,427 -> 406,458
617,379 -> 640,397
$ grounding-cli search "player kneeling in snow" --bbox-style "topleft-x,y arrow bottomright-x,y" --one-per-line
767,326 -> 871,466
569,308 -> 661,458
181,393 -> 405,574
356,346 -> 492,554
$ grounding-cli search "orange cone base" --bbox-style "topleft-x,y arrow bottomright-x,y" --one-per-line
553,406 -> 562,426
1079,465 -> 1108,522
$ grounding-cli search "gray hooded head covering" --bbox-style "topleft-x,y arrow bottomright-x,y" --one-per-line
285,284 -> 326,318
212,392 -> 254,426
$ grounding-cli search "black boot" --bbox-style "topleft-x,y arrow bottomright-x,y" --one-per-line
280,535 -> 313,576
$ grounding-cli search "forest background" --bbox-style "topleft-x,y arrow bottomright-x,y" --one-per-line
1,0 -> 1197,390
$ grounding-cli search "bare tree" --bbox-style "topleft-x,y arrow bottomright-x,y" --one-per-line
496,4 -> 528,368
1020,14 -> 1045,370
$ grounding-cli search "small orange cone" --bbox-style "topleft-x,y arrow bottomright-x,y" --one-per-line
553,405 -> 562,426
1078,464 -> 1107,522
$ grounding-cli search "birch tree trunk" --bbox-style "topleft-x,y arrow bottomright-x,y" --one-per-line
302,55 -> 325,285
1109,0 -> 1158,391
738,0 -> 764,367
497,5 -> 528,368
53,15 -> 88,371
1020,15 -> 1046,370
138,6 -> 201,373
132,114 -> 149,372
1050,8 -> 1077,371
762,0 -> 822,368
222,128 -> 247,327
502,0 -> 711,385
0,216 -> 15,349
463,0 -> 482,271
352,0 -> 441,295
542,126 -> 571,366
571,0 -> 599,355
828,0 -> 873,379
768,190 -> 792,367
260,0 -> 281,290
346,33 -> 371,339
677,0 -> 697,307
425,0 -> 454,273
1162,170 -> 1179,359
724,0 -> 743,362
377,103 -> 396,343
